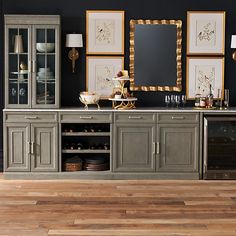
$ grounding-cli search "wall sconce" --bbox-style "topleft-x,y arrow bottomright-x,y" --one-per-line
231,35 -> 236,61
65,34 -> 83,73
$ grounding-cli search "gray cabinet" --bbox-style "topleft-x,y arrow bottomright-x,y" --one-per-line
113,124 -> 156,172
157,124 -> 199,172
4,123 -> 30,172
4,112 -> 58,172
157,113 -> 199,173
113,112 -> 199,176
113,113 -> 156,172
5,15 -> 60,108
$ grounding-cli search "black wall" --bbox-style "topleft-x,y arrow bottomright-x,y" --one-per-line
1,0 -> 236,152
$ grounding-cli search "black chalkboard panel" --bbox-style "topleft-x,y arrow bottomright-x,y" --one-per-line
134,24 -> 177,87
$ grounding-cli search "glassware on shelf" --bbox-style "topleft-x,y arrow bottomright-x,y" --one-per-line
181,95 -> 187,107
164,95 -> 170,107
175,95 -> 181,108
19,88 -> 26,104
224,89 -> 230,109
11,87 -> 17,104
170,95 -> 176,107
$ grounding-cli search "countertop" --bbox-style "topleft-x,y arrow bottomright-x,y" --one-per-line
3,107 -> 236,113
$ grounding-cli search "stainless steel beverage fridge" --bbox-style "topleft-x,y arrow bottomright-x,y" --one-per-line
204,116 -> 236,179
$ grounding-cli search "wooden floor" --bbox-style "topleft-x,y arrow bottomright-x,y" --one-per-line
0,178 -> 236,235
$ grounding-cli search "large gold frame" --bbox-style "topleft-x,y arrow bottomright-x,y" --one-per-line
129,19 -> 182,92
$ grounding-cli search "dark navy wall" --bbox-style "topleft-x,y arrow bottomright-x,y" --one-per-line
1,0 -> 236,155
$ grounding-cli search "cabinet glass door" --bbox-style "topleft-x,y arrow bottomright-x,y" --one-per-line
33,26 -> 57,107
7,26 -> 30,107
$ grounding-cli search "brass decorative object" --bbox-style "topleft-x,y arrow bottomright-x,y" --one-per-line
129,19 -> 182,92
109,71 -> 137,109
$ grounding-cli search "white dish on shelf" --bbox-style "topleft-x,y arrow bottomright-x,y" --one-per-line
36,43 -> 55,53
39,67 -> 51,72
11,71 -> 28,75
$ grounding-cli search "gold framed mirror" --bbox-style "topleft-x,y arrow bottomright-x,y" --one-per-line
129,19 -> 182,92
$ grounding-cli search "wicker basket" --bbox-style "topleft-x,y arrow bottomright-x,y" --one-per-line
63,162 -> 83,171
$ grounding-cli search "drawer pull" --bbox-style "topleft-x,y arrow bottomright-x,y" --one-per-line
128,116 -> 142,119
79,116 -> 93,119
171,116 -> 185,120
24,116 -> 38,119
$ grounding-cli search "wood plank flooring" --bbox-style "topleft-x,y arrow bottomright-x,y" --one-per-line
0,177 -> 236,235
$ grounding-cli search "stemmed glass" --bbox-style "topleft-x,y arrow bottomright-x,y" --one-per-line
224,89 -> 230,109
19,88 -> 26,104
165,95 -> 170,107
171,95 -> 176,108
11,88 -> 17,104
175,95 -> 181,108
181,95 -> 187,108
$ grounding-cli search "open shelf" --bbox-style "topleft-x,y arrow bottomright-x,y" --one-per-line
61,123 -> 111,172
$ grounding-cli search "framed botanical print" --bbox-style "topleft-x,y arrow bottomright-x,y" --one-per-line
186,57 -> 224,99
86,56 -> 124,99
187,11 -> 225,55
86,10 -> 125,54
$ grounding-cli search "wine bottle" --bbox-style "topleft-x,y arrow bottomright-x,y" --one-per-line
206,84 -> 214,108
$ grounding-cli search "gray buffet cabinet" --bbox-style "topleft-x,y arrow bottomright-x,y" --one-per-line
4,108 -> 232,180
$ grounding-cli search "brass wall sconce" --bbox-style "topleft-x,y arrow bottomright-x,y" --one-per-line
65,34 -> 83,73
231,35 -> 236,60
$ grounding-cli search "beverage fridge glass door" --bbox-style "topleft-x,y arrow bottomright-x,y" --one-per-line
204,116 -> 236,179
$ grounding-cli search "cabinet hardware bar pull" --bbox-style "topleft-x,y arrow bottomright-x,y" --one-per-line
28,60 -> 31,73
31,141 -> 34,154
32,60 -> 36,73
156,142 -> 160,154
153,142 -> 156,155
171,116 -> 185,120
128,116 -> 142,119
24,116 -> 38,119
27,142 -> 30,154
79,116 -> 93,119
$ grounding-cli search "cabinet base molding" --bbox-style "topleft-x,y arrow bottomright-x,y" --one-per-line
3,172 -> 200,180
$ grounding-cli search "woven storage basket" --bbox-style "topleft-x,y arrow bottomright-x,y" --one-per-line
63,162 -> 83,171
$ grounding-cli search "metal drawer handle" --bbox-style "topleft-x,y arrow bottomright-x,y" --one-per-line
31,141 -> 34,154
171,116 -> 185,120
128,116 -> 142,119
156,142 -> 160,154
24,116 -> 38,119
79,116 -> 93,119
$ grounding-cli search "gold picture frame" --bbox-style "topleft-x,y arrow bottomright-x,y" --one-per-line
186,57 -> 225,99
86,56 -> 124,99
129,19 -> 182,92
86,10 -> 125,55
187,11 -> 226,55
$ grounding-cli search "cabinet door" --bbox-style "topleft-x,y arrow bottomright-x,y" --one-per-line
157,124 -> 199,172
32,25 -> 60,108
113,124 -> 155,172
5,25 -> 31,108
4,123 -> 30,171
31,123 -> 58,172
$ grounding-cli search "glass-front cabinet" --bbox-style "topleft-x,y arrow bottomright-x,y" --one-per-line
5,15 -> 60,108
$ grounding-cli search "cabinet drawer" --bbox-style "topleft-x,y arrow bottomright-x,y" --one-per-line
4,112 -> 58,123
157,113 -> 199,123
114,113 -> 156,123
60,112 -> 112,123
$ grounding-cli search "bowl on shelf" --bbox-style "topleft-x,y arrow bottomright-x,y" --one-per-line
36,43 -> 55,53
79,92 -> 100,109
